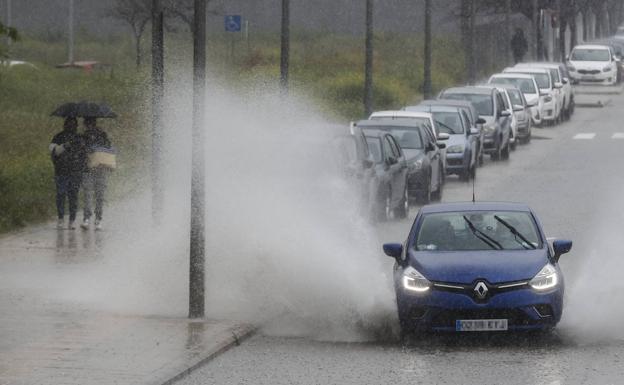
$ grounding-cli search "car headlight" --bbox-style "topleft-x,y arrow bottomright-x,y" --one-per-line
413,159 -> 424,170
483,125 -> 495,134
603,66 -> 612,72
447,144 -> 464,154
567,65 -> 576,72
402,266 -> 431,293
529,263 -> 558,291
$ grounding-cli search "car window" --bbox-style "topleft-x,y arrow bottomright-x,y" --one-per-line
365,137 -> 383,163
501,92 -> 511,110
460,110 -> 471,129
414,210 -> 542,252
383,136 -> 395,160
491,77 -> 537,94
494,93 -> 503,114
508,89 -> 524,106
388,135 -> 402,156
549,68 -> 560,83
571,48 -> 611,61
442,93 -> 493,116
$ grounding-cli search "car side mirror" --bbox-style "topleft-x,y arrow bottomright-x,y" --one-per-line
513,104 -> 524,112
552,239 -> 572,261
437,133 -> 450,141
426,142 -> 435,152
562,77 -> 569,84
469,127 -> 480,135
476,117 -> 486,125
362,159 -> 374,169
386,156 -> 398,165
383,243 -> 403,260
500,110 -> 511,117
554,82 -> 563,89
526,102 -> 537,107
565,55 -> 570,61
437,142 -> 446,149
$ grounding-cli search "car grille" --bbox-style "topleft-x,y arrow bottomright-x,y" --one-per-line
432,280 -> 528,303
430,308 -> 534,327
447,158 -> 463,166
578,69 -> 600,75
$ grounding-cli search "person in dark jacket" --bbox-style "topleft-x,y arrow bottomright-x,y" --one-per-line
80,117 -> 112,231
511,28 -> 529,64
49,117 -> 85,229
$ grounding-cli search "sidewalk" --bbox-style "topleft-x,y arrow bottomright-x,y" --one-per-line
0,221 -> 255,385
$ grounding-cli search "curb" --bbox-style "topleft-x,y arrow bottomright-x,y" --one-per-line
157,324 -> 257,385
575,98 -> 612,108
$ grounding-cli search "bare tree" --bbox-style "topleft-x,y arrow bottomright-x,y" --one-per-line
109,0 -> 151,69
164,0 -> 219,32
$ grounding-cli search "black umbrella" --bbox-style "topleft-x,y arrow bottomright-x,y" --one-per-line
51,102 -> 117,118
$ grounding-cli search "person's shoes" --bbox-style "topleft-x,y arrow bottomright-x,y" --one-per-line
94,220 -> 102,231
68,221 -> 76,230
56,219 -> 64,229
81,219 -> 90,230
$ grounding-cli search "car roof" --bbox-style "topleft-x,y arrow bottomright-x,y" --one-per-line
487,83 -> 522,92
490,73 -> 536,80
370,110 -> 432,119
442,86 -> 493,95
572,44 -> 611,50
406,104 -> 463,113
356,119 -> 423,129
515,62 -> 563,70
504,67 -> 549,74
419,99 -> 476,109
420,201 -> 532,214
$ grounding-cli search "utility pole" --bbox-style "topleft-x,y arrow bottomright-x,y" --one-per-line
532,0 -> 539,60
189,0 -> 206,319
151,0 -> 164,223
68,0 -> 74,63
505,0 -> 511,65
364,0 -> 373,116
423,0 -> 432,99
6,0 -> 11,46
280,0 -> 290,93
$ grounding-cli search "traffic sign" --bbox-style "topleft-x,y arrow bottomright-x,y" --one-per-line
225,15 -> 242,32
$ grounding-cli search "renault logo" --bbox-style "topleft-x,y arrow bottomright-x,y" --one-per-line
474,281 -> 489,299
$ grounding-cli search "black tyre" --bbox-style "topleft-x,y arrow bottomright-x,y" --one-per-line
501,140 -> 510,160
510,138 -> 517,151
470,163 -> 477,179
374,191 -> 391,222
419,177 -> 432,204
394,185 -> 409,219
490,140 -> 502,161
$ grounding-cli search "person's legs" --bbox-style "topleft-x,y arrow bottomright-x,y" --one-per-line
82,172 -> 94,227
94,169 -> 107,223
67,174 -> 81,224
55,175 -> 68,220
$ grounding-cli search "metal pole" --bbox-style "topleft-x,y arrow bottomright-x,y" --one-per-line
364,0 -> 373,116
505,0 -> 511,65
6,0 -> 12,46
280,0 -> 290,93
68,0 -> 74,63
151,0 -> 164,223
189,0 -> 206,319
532,0 -> 539,60
423,0 -> 432,99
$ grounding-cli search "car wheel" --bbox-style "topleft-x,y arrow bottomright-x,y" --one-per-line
394,185 -> 409,219
432,174 -> 443,201
510,137 -> 517,151
501,140 -> 510,160
490,140 -> 502,161
373,190 -> 391,222
460,168 -> 470,182
470,163 -> 477,179
478,149 -> 484,166
420,178 -> 432,204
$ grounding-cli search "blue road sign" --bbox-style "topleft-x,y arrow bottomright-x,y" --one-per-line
225,15 -> 242,32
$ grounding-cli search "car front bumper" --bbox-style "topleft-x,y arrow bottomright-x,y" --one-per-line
445,153 -> 469,174
396,283 -> 563,332
570,71 -> 616,84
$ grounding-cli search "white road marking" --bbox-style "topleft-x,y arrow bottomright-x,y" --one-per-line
612,133 -> 624,139
573,133 -> 596,140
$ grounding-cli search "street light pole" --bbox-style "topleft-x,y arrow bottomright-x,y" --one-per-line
423,0 -> 432,99
280,0 -> 290,93
151,0 -> 164,222
189,0 -> 206,319
364,0 -> 373,116
68,0 -> 74,63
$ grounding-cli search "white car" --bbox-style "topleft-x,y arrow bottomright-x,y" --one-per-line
488,73 -> 542,126
515,62 -> 571,121
503,67 -> 559,125
567,44 -> 618,86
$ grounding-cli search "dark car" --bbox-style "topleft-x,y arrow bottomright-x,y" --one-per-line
355,119 -> 447,204
348,125 -> 410,221
383,202 -> 573,334
439,86 -> 512,161
406,103 -> 481,180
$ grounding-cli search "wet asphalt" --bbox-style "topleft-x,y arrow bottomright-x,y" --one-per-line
175,90 -> 624,385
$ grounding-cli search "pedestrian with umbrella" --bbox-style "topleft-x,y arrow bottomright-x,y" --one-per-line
49,112 -> 86,230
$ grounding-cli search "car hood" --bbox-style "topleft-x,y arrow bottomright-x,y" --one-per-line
570,60 -> 611,70
446,134 -> 466,147
402,148 -> 426,162
481,116 -> 495,126
408,248 -> 549,284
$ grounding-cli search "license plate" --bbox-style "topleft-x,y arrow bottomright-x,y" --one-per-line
581,75 -> 594,80
456,319 -> 508,332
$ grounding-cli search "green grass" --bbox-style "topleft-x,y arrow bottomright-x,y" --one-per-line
0,30 -> 465,233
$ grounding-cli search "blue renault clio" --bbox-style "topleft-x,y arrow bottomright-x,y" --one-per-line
384,202 -> 572,333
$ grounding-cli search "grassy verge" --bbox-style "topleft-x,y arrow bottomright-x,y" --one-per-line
0,31 -> 464,233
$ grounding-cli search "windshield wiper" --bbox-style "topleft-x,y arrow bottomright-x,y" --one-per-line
434,120 -> 458,135
494,215 -> 537,250
463,216 -> 502,250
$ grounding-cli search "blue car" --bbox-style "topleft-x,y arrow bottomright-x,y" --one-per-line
383,202 -> 572,333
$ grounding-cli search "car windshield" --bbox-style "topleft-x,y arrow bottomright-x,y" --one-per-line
571,48 -> 611,61
528,73 -> 550,89
370,116 -> 429,127
491,77 -> 537,94
365,137 -> 383,163
442,93 -> 493,116
432,111 -> 464,134
415,210 -> 542,251
363,126 -> 423,149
